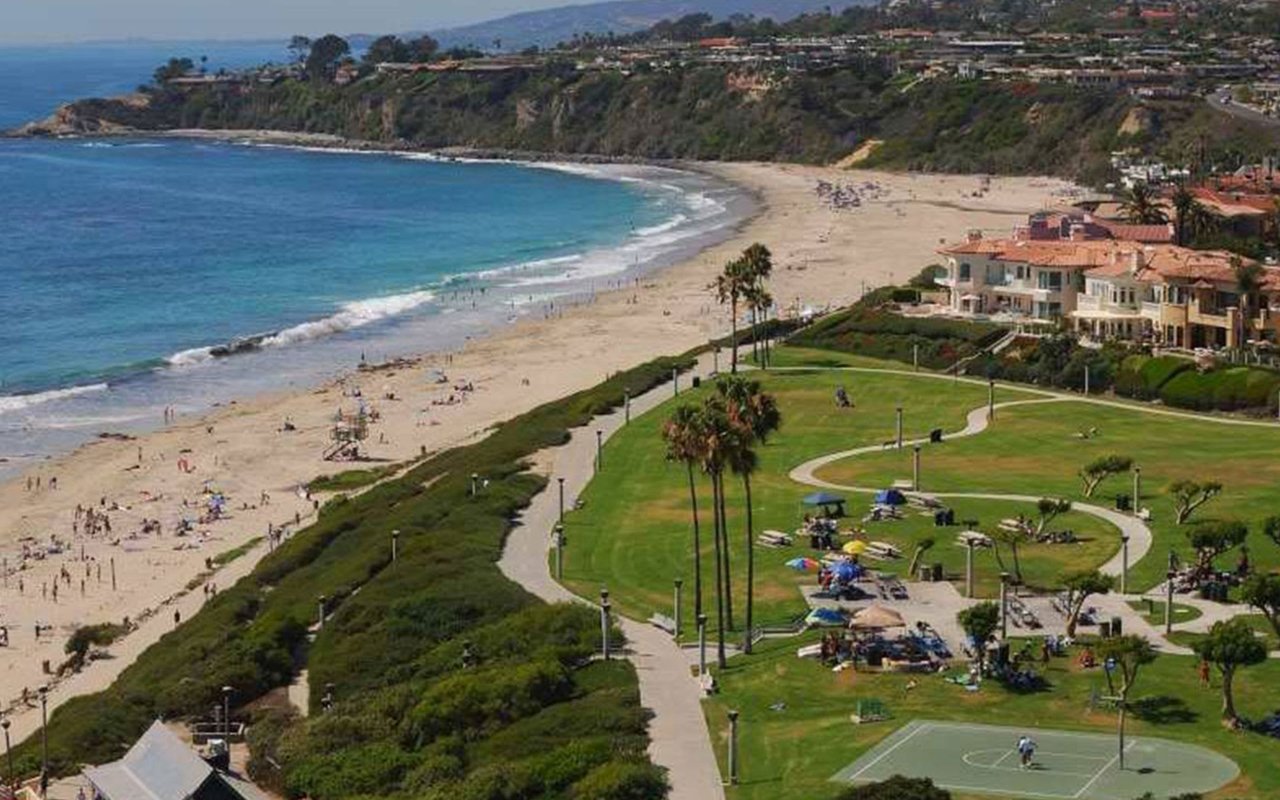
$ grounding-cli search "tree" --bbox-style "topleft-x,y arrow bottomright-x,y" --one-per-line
1118,183 -> 1169,225
1193,618 -> 1268,722
712,255 -> 754,374
1171,184 -> 1198,246
1035,497 -> 1072,535
1079,455 -> 1133,497
153,57 -> 195,84
715,376 -> 780,654
1241,573 -> 1280,638
1263,515 -> 1280,550
907,537 -> 936,578
305,34 -> 351,81
1234,258 -> 1264,348
408,35 -> 440,62
1062,570 -> 1115,637
1169,479 -> 1223,525
958,602 -> 1001,673
697,398 -> 749,668
1186,520 -> 1248,575
662,405 -> 707,625
991,526 -> 1027,584
288,35 -> 312,64
835,774 -> 951,800
363,35 -> 411,66
739,243 -> 774,368
1094,635 -> 1156,769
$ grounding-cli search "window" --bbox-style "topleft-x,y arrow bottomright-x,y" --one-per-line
1038,270 -> 1063,291
958,262 -> 971,281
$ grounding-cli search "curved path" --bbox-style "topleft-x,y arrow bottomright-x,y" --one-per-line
500,352 -> 727,800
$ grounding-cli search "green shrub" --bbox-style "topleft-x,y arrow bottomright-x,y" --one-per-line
569,760 -> 670,800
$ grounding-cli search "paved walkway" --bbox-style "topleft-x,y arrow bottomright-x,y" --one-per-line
499,352 -> 727,800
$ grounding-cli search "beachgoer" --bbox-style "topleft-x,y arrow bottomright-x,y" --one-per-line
1198,659 -> 1211,688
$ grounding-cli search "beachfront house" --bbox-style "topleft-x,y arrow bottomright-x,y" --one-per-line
83,720 -> 268,800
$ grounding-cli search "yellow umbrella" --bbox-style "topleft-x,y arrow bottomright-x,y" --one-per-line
842,540 -> 867,555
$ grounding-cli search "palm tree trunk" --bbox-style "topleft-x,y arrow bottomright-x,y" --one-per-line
711,471 -> 727,668
750,307 -> 759,365
719,471 -> 734,630
743,473 -> 755,655
1011,541 -> 1023,584
1222,668 -> 1236,720
730,296 -> 739,374
686,463 -> 703,622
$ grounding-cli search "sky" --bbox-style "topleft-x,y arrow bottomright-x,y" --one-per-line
1,0 -> 591,44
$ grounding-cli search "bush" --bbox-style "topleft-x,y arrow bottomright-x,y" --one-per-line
835,774 -> 951,799
569,760 -> 670,800
1159,365 -> 1280,412
790,306 -> 1005,370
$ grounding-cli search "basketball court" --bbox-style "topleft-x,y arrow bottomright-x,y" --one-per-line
830,719 -> 1238,800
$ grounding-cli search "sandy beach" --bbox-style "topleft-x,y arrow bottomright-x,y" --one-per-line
0,161 -> 1076,741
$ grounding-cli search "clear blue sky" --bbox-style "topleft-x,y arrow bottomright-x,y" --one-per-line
3,0 -> 591,44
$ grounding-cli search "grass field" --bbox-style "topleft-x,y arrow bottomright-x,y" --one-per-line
703,634 -> 1280,800
815,386 -> 1280,591
560,367 -> 1116,636
1126,599 -> 1203,627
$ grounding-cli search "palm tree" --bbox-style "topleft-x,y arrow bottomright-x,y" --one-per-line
740,243 -> 774,367
697,399 -> 739,668
1171,185 -> 1199,246
716,376 -> 781,654
1234,257 -> 1264,350
907,537 -> 936,577
662,405 -> 706,623
1118,183 -> 1169,225
712,258 -> 749,374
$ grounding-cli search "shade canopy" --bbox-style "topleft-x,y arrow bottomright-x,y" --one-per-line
849,605 -> 906,630
803,491 -> 846,506
786,557 -> 822,571
830,561 -> 863,582
805,608 -> 847,627
874,488 -> 907,506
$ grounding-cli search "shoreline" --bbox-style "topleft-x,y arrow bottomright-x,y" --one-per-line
0,156 -> 1076,743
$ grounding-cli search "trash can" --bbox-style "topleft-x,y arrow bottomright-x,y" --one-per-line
1115,494 -> 1131,511
1099,620 -> 1112,638
931,563 -> 944,582
1110,616 -> 1122,636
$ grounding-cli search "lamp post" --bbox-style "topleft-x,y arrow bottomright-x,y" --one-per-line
1165,561 -> 1176,635
391,529 -> 400,563
1120,534 -> 1130,595
697,613 -> 708,675
39,685 -> 48,797
624,388 -> 631,424
673,579 -> 683,639
600,588 -> 612,661
965,539 -> 976,599
988,379 -> 996,421
317,594 -> 326,629
221,685 -> 233,740
713,347 -> 720,375
595,430 -> 603,473
727,710 -> 740,785
470,473 -> 479,496
2,718 -> 12,793
557,477 -> 565,524
553,524 -> 565,581
1084,365 -> 1091,396
1132,467 -> 1142,517
673,367 -> 680,397
999,572 -> 1010,640
895,406 -> 904,450
912,445 -> 921,491
913,343 -> 919,372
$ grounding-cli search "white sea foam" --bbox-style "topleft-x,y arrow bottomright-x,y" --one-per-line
0,383 -> 109,415
262,290 -> 438,348
167,346 -> 217,367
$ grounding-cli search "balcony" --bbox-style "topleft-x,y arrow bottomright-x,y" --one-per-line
1141,301 -> 1163,320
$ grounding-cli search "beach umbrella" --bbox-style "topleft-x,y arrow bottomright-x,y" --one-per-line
831,561 -> 859,582
786,557 -> 821,571
805,608 -> 846,627
850,605 -> 906,630
842,540 -> 868,555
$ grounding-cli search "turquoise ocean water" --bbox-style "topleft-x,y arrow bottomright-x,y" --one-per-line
0,42 -> 748,472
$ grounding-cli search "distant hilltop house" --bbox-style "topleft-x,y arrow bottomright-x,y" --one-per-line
83,720 -> 267,800
938,212 -> 1280,349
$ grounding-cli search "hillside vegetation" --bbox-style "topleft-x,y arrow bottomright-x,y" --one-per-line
8,353 -> 696,800
31,64 -> 1272,182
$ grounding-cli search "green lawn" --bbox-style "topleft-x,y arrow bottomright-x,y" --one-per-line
561,366 -> 1113,638
1126,599 -> 1203,627
704,634 -> 1280,800
817,396 -> 1280,591
1168,614 -> 1280,653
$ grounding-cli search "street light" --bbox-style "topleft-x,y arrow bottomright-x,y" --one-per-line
895,406 -> 904,449
221,685 -> 233,740
595,430 -> 603,472
39,685 -> 48,797
727,710 -> 740,785
317,594 -> 327,629
2,717 -> 12,793
557,477 -> 565,524
999,572 -> 1010,640
553,524 -> 565,580
673,579 -> 684,639
600,588 -> 612,661
391,529 -> 400,563
697,613 -> 709,676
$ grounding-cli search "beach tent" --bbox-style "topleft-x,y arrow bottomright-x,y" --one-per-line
805,608 -> 846,627
850,605 -> 906,630
874,488 -> 907,506
786,557 -> 821,571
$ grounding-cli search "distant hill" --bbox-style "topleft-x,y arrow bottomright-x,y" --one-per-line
431,0 -> 869,50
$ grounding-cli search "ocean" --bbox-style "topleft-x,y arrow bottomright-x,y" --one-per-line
0,41 -> 749,475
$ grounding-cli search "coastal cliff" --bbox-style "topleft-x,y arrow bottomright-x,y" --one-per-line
14,65 -> 1273,182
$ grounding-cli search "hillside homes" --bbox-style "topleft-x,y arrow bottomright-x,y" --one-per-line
939,213 -> 1280,348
